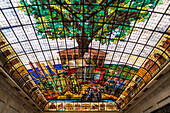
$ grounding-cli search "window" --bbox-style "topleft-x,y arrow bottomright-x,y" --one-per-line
93,55 -> 98,64
61,55 -> 66,64
68,55 -> 72,61
98,56 -> 104,66
74,55 -> 78,60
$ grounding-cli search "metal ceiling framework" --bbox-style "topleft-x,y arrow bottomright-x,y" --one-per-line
0,0 -> 170,112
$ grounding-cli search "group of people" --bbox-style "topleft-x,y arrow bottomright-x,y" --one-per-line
85,85 -> 103,101
55,73 -> 81,93
38,73 -> 80,94
104,76 -> 124,94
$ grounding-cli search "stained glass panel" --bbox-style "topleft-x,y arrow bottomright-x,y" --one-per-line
0,0 -> 169,112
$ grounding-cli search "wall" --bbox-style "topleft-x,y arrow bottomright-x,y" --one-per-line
123,67 -> 170,113
0,73 -> 39,113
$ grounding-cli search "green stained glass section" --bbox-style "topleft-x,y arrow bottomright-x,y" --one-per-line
19,0 -> 161,44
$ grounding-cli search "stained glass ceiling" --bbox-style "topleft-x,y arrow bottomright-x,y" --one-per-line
0,0 -> 170,112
